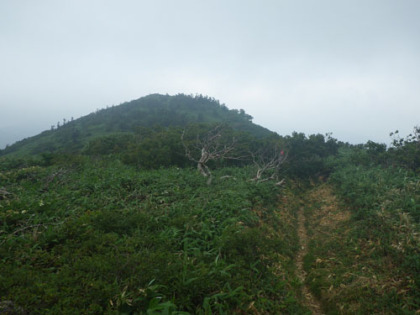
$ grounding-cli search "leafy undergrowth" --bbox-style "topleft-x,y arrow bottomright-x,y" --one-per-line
0,157 -> 305,314
303,178 -> 419,314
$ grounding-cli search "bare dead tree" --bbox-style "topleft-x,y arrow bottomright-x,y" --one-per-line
181,125 -> 239,184
250,146 -> 287,185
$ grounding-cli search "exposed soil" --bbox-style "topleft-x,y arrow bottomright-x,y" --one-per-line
295,184 -> 351,314
296,205 -> 323,315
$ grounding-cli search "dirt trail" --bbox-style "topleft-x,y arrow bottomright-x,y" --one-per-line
296,205 -> 323,315
295,184 -> 351,314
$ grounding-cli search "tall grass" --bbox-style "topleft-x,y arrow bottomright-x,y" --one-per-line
0,157 -> 305,314
303,160 -> 419,313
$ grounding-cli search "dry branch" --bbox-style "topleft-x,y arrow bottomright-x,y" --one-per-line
250,146 -> 287,183
181,125 -> 239,184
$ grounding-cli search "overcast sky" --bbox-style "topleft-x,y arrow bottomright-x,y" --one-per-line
1,0 -> 419,149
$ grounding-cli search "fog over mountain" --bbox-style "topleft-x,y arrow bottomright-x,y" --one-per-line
1,0 -> 419,148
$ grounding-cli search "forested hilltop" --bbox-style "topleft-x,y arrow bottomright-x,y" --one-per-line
0,94 -> 270,159
0,94 -> 419,314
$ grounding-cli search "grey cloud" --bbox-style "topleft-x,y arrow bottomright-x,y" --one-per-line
1,0 -> 419,149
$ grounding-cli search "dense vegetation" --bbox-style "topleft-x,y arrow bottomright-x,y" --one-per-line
0,94 -> 270,159
303,127 -> 420,313
0,158 -> 308,313
0,94 -> 419,314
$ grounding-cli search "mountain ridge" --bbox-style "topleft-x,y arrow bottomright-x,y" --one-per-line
0,93 -> 273,158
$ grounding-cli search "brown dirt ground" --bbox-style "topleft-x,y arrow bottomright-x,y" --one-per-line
296,205 -> 324,315
295,184 -> 351,314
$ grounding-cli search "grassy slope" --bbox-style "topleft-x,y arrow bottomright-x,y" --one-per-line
0,94 -> 272,158
303,181 -> 419,314
1,160 -> 419,314
0,158 -> 307,314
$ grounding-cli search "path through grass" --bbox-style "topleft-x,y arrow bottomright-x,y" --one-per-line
300,183 -> 419,314
296,203 -> 323,314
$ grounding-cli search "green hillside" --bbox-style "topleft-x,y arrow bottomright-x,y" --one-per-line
0,94 -> 271,158
1,93 -> 419,313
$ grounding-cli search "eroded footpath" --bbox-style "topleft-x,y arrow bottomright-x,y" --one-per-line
296,204 -> 323,315
294,184 -> 351,314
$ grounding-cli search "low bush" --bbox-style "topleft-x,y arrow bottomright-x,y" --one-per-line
0,158 -> 305,313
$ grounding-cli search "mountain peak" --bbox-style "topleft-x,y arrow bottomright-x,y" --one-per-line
0,94 -> 271,158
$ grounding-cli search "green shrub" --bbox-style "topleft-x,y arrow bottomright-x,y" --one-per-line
0,158 -> 305,313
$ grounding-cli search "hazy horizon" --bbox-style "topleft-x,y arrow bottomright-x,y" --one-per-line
1,0 -> 419,149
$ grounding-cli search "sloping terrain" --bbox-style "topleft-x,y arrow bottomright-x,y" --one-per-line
296,203 -> 323,315
0,160 -> 306,314
1,158 -> 419,313
1,94 -> 418,314
301,183 -> 419,314
0,94 -> 272,158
